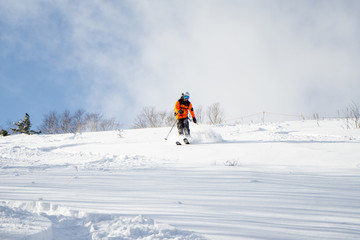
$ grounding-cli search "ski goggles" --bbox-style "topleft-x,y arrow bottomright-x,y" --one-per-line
184,95 -> 189,99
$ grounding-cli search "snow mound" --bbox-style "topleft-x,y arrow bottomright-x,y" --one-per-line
0,205 -> 52,240
0,201 -> 205,240
89,215 -> 203,240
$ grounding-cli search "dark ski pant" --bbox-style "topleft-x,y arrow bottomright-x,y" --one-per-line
177,118 -> 190,136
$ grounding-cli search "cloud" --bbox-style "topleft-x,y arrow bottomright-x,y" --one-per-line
1,0 -> 360,126
132,0 -> 360,119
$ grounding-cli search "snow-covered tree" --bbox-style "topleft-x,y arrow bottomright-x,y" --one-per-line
0,129 -> 8,136
11,113 -> 41,135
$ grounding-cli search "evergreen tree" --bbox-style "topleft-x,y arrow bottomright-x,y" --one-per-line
11,113 -> 41,135
0,129 -> 8,136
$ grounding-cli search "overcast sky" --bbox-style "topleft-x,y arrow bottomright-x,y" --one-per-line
1,0 -> 360,128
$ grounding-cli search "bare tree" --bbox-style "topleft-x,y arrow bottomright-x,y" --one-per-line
147,107 -> 160,128
133,107 -> 175,128
40,109 -> 122,133
84,113 -> 102,132
99,117 -> 121,131
351,102 -> 360,128
313,113 -> 320,126
133,107 -> 159,128
207,102 -> 225,125
158,110 -> 168,126
344,101 -> 360,129
195,105 -> 204,124
164,110 -> 176,126
40,111 -> 60,134
72,109 -> 86,133
133,113 -> 148,129
60,110 -> 72,133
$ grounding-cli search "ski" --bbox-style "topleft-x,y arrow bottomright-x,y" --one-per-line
176,138 -> 190,145
176,139 -> 190,145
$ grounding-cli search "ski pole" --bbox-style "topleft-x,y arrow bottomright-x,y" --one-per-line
165,119 -> 177,140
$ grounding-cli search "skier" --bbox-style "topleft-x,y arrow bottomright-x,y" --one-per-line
174,92 -> 197,140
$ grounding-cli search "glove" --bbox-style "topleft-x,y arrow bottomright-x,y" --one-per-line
178,109 -> 184,114
193,117 -> 197,124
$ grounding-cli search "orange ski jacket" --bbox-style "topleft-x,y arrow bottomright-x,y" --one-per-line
175,98 -> 195,120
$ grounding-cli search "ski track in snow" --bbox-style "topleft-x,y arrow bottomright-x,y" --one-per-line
1,120 -> 360,240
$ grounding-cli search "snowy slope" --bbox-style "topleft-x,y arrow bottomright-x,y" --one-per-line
1,120 -> 360,240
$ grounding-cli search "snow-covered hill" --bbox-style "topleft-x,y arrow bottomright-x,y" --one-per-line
1,120 -> 360,240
